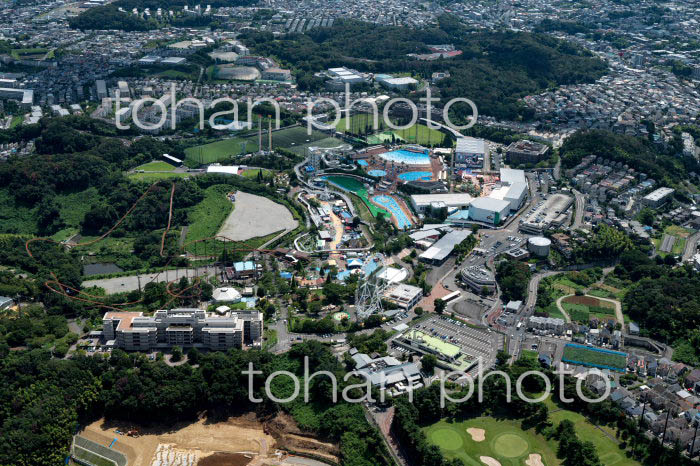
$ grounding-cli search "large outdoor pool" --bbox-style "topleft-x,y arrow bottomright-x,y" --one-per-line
372,195 -> 412,229
378,149 -> 430,165
357,159 -> 368,166
368,169 -> 387,177
398,171 -> 433,181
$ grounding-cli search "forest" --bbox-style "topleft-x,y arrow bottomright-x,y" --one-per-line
0,341 -> 391,466
241,15 -> 607,121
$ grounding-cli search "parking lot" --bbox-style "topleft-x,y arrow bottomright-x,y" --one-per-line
407,315 -> 503,371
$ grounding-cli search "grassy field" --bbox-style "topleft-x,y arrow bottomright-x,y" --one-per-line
653,225 -> 693,257
133,161 -> 176,172
10,115 -> 23,128
184,127 -> 330,164
562,344 -> 627,371
241,168 -> 272,179
544,397 -> 639,466
561,295 -> 616,322
184,184 -> 234,250
424,417 -> 559,466
334,115 -> 446,146
128,172 -> 188,182
285,136 -> 346,155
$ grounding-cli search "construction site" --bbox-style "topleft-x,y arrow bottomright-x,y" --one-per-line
71,413 -> 338,466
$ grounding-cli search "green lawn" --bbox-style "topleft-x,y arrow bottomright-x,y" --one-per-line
544,397 -> 639,466
128,172 -> 188,182
184,127 -> 330,164
562,344 -> 627,371
184,184 -> 234,250
10,115 -> 23,128
653,225 -> 693,257
335,116 -> 446,146
241,168 -> 271,179
73,446 -> 117,466
133,161 -> 176,172
424,417 -> 559,466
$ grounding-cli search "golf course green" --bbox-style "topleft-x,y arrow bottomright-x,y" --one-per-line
424,417 -> 558,466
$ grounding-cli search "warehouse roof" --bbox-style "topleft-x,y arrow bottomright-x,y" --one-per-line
470,197 -> 511,211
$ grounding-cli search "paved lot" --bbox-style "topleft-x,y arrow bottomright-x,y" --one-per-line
218,191 -> 298,241
409,315 -> 502,372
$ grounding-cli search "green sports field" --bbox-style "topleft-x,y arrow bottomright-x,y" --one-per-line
334,115 -> 446,146
184,127 -> 332,164
561,344 -> 627,371
424,417 -> 558,466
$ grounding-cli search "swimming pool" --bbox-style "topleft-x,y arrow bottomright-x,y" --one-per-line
357,160 -> 369,166
399,171 -> 433,181
372,195 -> 412,229
378,149 -> 431,165
368,169 -> 387,177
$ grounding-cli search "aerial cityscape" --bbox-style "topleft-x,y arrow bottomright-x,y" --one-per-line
1,0 -> 700,465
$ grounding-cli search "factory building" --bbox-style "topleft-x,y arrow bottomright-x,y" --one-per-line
455,137 -> 486,169
102,308 -> 263,351
0,88 -> 33,107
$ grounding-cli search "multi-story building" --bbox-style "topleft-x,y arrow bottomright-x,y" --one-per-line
262,67 -> 292,81
505,140 -> 550,165
102,308 -> 263,351
460,266 -> 496,294
642,187 -> 675,208
382,284 -> 423,310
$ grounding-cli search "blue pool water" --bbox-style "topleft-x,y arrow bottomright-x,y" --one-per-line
357,160 -> 369,166
399,171 -> 433,181
378,149 -> 430,165
368,169 -> 387,177
372,195 -> 412,229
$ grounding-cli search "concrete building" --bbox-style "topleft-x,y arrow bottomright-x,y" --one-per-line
379,76 -> 419,90
643,187 -> 675,207
460,266 -> 496,294
102,308 -> 263,351
455,137 -> 486,169
382,283 -> 423,310
225,261 -> 261,280
468,197 -> 511,225
528,316 -> 565,335
505,140 -> 550,164
262,67 -> 292,81
419,230 -> 471,265
410,193 -> 473,213
0,88 -> 33,107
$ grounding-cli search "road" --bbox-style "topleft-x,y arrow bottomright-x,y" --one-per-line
683,231 -> 700,261
572,189 -> 586,229
554,295 -> 573,324
82,265 -> 217,294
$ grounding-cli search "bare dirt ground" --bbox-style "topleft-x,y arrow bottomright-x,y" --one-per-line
218,191 -> 298,241
79,412 -> 339,466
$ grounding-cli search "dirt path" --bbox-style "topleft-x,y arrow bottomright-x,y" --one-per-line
555,294 -> 573,323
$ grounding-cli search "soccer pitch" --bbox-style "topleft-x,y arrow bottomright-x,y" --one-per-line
562,343 -> 627,371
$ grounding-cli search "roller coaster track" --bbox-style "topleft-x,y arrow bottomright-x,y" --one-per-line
25,182 -> 293,311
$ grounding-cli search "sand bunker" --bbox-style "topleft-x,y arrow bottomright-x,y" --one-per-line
480,456 -> 502,466
525,453 -> 545,466
467,428 -> 486,442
